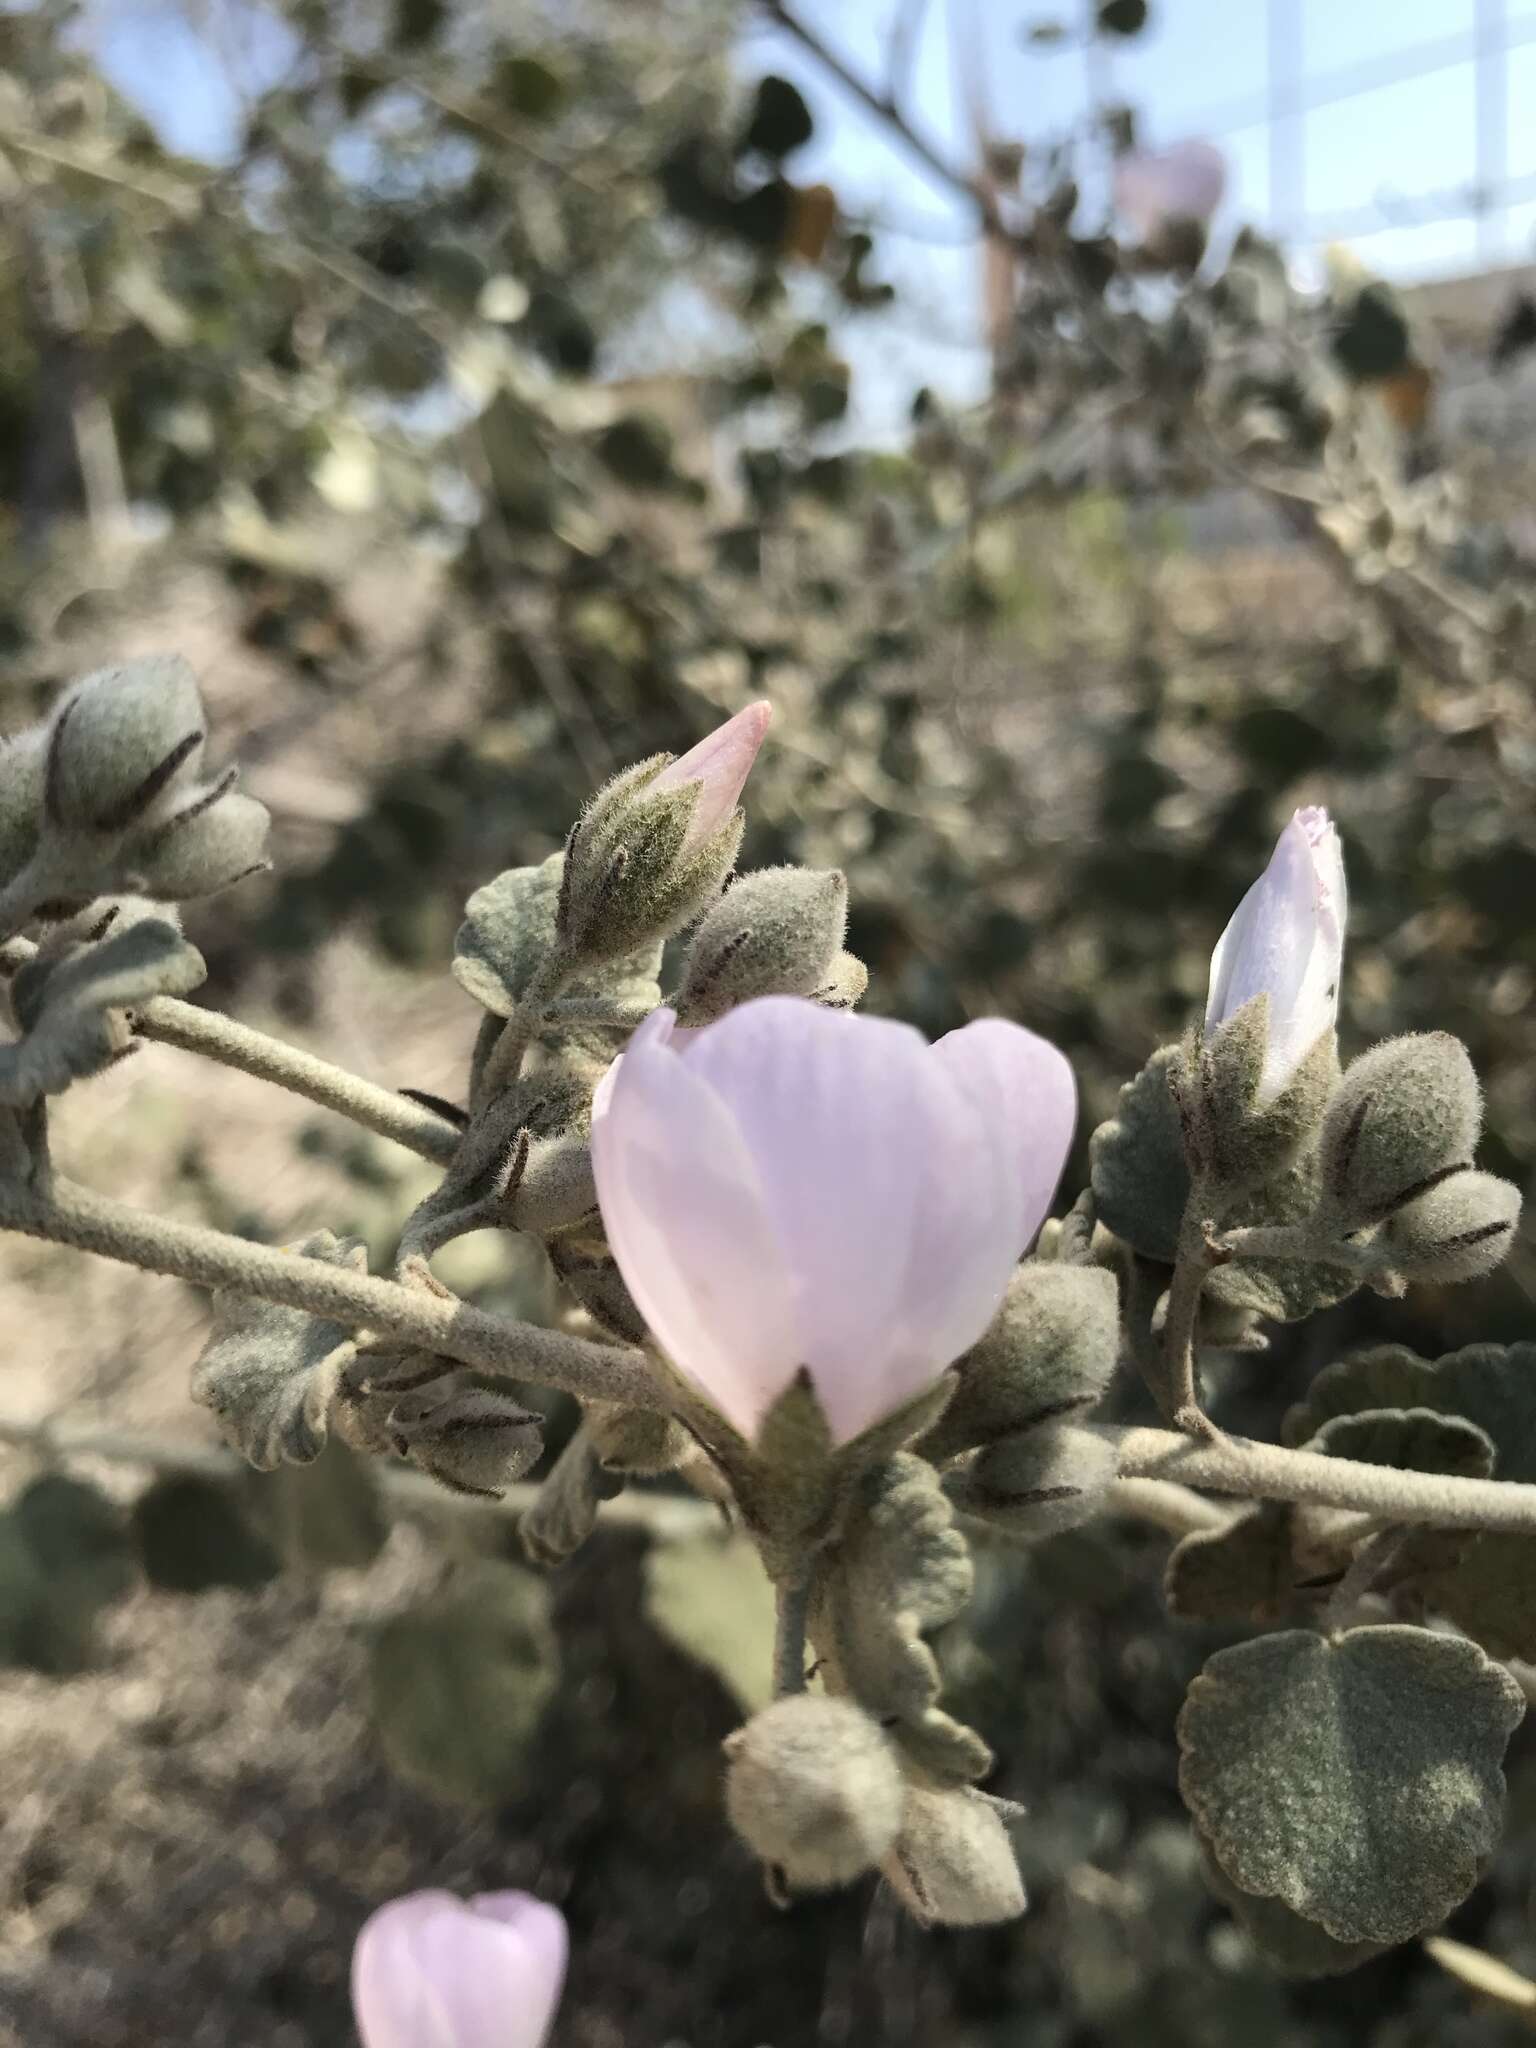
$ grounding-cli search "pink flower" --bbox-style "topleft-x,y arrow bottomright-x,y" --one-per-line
591,996 -> 1076,1443
651,702 -> 772,850
1114,140 -> 1226,240
351,1889 -> 567,2048
1206,806 -> 1347,1099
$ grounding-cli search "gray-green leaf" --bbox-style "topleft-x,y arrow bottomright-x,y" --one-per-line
812,1452 -> 990,1784
1178,1626 -> 1523,1945
1,917 -> 205,1103
190,1230 -> 365,1469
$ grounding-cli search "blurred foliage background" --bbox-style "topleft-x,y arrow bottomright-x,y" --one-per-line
3,0 -> 1536,2042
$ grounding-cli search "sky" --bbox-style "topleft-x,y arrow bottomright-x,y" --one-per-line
82,0 -> 1536,426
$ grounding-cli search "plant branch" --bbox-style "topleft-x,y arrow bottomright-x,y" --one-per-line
134,993 -> 463,1164
0,1175 -> 668,1412
773,1574 -> 812,1697
1160,1188 -> 1220,1433
760,0 -> 993,221
473,954 -> 573,1107
1105,1476 -> 1235,1538
1112,1425 -> 1536,1537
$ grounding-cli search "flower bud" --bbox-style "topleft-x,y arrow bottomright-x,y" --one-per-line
884,1784 -> 1026,1928
45,656 -> 206,834
391,1384 -> 544,1497
724,1695 -> 905,1889
0,728 -> 45,888
1114,140 -> 1225,270
1319,1034 -> 1482,1226
676,866 -> 848,1025
948,1422 -> 1117,1539
1206,807 -> 1346,1105
133,789 -> 272,901
1381,1169 -> 1520,1285
557,704 -> 769,965
814,949 -> 868,1010
921,1263 -> 1120,1463
352,1889 -> 567,2048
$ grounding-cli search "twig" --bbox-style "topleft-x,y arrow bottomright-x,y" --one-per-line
1105,1476 -> 1235,1538
773,1575 -> 812,1696
2,933 -> 459,1164
1114,1426 -> 1536,1537
136,994 -> 462,1165
0,1176 -> 667,1412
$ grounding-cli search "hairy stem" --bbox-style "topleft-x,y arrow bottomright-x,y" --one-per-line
0,1175 -> 667,1411
1114,1425 -> 1536,1536
773,1574 -> 812,1697
136,994 -> 461,1164
1161,1190 -> 1219,1434
1217,1221 -> 1375,1270
1323,1527 -> 1408,1633
474,954 -> 573,1107
1105,1476 -> 1235,1538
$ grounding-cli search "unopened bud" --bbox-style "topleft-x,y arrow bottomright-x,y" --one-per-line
45,656 -> 206,834
556,705 -> 769,965
724,1695 -> 904,1890
676,866 -> 847,1025
884,1784 -> 1026,1928
1320,1034 -> 1482,1226
948,1423 -> 1116,1539
133,789 -> 273,901
391,1384 -> 544,1497
0,727 -> 45,887
1381,1169 -> 1520,1285
922,1264 -> 1119,1463
813,949 -> 868,1010
585,1400 -> 689,1477
1179,1000 -> 1337,1196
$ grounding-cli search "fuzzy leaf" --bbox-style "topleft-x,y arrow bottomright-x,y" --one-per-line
1178,1626 -> 1524,1945
369,1559 -> 558,1805
452,850 -> 661,1035
190,1231 -> 365,1469
1197,1837 -> 1389,1978
519,1425 -> 622,1568
643,1532 -> 777,1712
812,1452 -> 990,1784
0,918 -> 205,1103
1309,1407 -> 1494,1584
1165,1504 -> 1297,1625
1285,1345 -> 1536,1658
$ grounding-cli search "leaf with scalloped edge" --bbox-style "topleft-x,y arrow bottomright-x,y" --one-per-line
1196,1835 -> 1389,1978
452,850 -> 661,1044
1179,1626 -> 1523,1946
0,917 -> 205,1103
1284,1345 -> 1536,1659
190,1230 -> 365,1469
812,1452 -> 990,1785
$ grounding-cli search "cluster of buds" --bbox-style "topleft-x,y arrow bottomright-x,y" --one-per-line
0,656 -> 270,937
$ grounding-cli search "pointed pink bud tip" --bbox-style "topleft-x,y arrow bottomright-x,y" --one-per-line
652,701 -> 772,849
351,1888 -> 568,2048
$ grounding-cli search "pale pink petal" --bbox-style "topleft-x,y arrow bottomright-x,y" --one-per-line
675,998 -> 959,1442
351,1890 -> 566,2048
651,701 -> 771,849
926,1018 -> 1077,1349
591,1006 -> 803,1437
1207,806 -> 1346,1097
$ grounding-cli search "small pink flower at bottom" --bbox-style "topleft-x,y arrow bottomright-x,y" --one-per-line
351,1889 -> 567,2048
